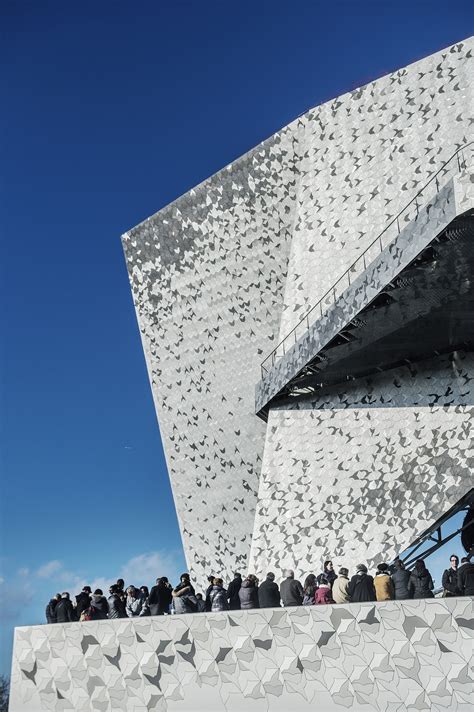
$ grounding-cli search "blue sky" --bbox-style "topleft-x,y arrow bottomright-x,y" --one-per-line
1,0 -> 472,677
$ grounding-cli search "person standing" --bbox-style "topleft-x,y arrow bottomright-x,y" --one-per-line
209,578 -> 229,612
148,577 -> 173,615
408,560 -> 434,599
90,589 -> 109,619
227,572 -> 242,610
317,561 -> 337,588
302,574 -> 317,605
238,575 -> 259,609
457,557 -> 474,596
126,586 -> 147,616
332,568 -> 350,604
280,570 -> 304,607
315,575 -> 335,604
108,584 -> 127,618
347,565 -> 376,603
204,575 -> 215,612
258,573 -> 281,608
75,586 -> 92,619
442,555 -> 460,597
45,593 -> 61,624
172,573 -> 196,614
139,586 -> 150,616
391,559 -> 412,600
374,563 -> 394,601
55,593 -> 76,622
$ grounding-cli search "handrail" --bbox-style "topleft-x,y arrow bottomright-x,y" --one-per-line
261,141 -> 474,378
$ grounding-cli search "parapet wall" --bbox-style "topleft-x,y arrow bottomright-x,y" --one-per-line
10,596 -> 473,711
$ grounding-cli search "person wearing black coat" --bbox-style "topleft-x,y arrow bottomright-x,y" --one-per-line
90,589 -> 109,619
45,594 -> 61,624
347,564 -> 376,603
55,593 -> 76,622
258,573 -> 281,608
442,555 -> 460,596
227,573 -> 242,610
408,560 -> 434,599
75,586 -> 92,619
317,561 -> 337,588
280,570 -> 304,606
457,557 -> 474,596
391,560 -> 412,600
148,577 -> 173,615
108,585 -> 127,618
204,575 -> 215,612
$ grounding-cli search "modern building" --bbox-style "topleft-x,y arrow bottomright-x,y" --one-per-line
10,37 -> 474,712
122,37 -> 473,585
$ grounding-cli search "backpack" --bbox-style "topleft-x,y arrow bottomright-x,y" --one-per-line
80,606 -> 95,622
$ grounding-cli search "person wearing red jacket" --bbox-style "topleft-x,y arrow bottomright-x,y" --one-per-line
314,575 -> 335,604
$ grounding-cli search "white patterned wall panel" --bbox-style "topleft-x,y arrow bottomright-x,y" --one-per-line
277,39 -> 473,339
123,38 -> 473,587
123,126 -> 299,585
250,352 -> 474,581
10,598 -> 474,711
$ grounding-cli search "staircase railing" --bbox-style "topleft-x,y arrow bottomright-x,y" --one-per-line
261,141 -> 474,378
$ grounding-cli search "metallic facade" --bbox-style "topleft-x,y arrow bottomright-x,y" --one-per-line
122,38 -> 473,585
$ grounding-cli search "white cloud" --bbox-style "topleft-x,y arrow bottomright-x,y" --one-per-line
119,551 -> 183,589
0,577 -> 4,585
36,560 -> 62,578
17,567 -> 29,577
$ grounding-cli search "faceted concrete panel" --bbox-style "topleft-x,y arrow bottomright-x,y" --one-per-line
10,598 -> 474,711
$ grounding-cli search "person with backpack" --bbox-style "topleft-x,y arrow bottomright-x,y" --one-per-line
108,584 -> 127,618
148,577 -> 173,615
45,593 -> 61,624
347,564 -> 376,603
55,592 -> 76,622
172,573 -> 197,614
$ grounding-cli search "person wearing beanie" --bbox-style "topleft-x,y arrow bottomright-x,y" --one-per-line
347,564 -> 376,603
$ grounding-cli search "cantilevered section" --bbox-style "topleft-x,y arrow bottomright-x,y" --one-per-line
256,157 -> 474,419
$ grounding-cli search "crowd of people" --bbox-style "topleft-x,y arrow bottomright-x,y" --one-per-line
45,554 -> 474,624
